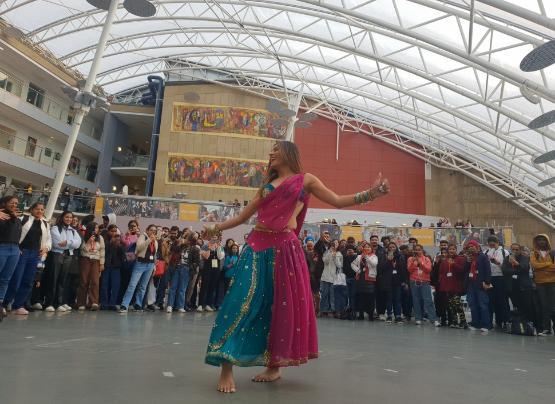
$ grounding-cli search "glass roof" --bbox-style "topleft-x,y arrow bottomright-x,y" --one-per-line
1,0 -> 554,226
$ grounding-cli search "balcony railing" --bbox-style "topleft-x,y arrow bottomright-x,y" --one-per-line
0,187 -> 95,215
112,151 -> 149,168
0,132 -> 97,183
0,66 -> 102,141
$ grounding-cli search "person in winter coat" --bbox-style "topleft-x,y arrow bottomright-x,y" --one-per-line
438,244 -> 467,328
342,244 -> 358,319
378,241 -> 407,323
407,244 -> 439,326
304,240 -> 320,316
464,240 -> 492,332
101,225 -> 126,310
502,243 -> 535,327
320,239 -> 342,316
530,234 -> 555,336
77,222 -> 105,311
351,242 -> 378,320
3,202 -> 51,315
0,195 -> 22,321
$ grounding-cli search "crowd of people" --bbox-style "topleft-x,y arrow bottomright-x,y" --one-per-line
0,194 -> 554,337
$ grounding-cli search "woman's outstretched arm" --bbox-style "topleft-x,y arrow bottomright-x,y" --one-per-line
212,190 -> 263,232
304,172 -> 389,209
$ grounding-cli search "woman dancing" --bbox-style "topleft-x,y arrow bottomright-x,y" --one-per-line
203,141 -> 390,393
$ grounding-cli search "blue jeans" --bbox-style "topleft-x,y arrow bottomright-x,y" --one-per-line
167,265 -> 190,310
320,281 -> 335,313
100,266 -> 121,308
467,282 -> 491,329
388,286 -> 403,318
333,285 -> 348,312
346,277 -> 356,310
410,280 -> 437,321
0,244 -> 20,301
121,261 -> 154,308
3,249 -> 40,309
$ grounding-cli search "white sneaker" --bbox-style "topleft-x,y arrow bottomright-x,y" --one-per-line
32,303 -> 43,310
178,308 -> 186,313
57,306 -> 68,313
62,304 -> 72,311
205,306 -> 214,312
14,308 -> 29,315
434,321 -> 441,327
44,306 -> 55,313
480,328 -> 489,334
378,314 -> 386,321
166,306 -> 173,313
468,326 -> 478,331
415,320 -> 422,325
196,306 -> 204,312
78,306 -> 86,311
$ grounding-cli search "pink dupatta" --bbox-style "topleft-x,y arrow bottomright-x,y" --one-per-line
256,173 -> 309,235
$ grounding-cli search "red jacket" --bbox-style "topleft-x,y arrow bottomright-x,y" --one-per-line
438,256 -> 467,294
407,256 -> 432,282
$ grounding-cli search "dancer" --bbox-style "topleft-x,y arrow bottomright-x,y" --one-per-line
203,141 -> 390,393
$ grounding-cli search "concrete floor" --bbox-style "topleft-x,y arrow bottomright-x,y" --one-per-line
0,312 -> 554,404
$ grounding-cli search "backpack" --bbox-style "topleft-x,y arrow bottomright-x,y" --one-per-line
508,312 -> 536,336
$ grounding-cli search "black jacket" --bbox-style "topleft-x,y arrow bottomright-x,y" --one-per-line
314,239 -> 329,282
105,242 -> 126,268
0,212 -> 22,245
502,255 -> 532,292
377,252 -> 407,291
343,253 -> 357,279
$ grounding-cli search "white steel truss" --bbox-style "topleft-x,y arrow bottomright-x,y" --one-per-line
1,0 -> 554,227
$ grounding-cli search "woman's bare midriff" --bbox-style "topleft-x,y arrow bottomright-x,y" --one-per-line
254,201 -> 304,232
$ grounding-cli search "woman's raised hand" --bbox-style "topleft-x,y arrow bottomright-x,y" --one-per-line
370,172 -> 390,198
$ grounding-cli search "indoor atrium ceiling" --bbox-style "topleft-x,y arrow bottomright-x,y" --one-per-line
1,0 -> 554,227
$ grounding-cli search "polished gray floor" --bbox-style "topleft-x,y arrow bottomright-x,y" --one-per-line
1,311 -> 554,404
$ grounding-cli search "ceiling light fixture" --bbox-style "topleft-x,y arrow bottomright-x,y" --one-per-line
520,40 -> 555,72
528,110 -> 555,130
533,150 -> 555,165
87,0 -> 156,17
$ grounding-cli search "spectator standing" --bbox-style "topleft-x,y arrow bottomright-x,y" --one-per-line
155,226 -> 179,309
465,240 -> 492,332
3,202 -> 51,315
485,236 -> 510,329
101,225 -> 126,310
61,186 -> 71,210
223,244 -> 239,294
41,183 -> 50,204
320,240 -> 342,316
412,219 -> 422,228
77,222 -> 105,311
342,243 -> 358,320
44,211 -> 81,312
304,240 -> 320,316
120,220 -> 140,304
314,231 -> 331,301
0,195 -> 23,321
530,234 -> 555,336
399,245 -> 413,320
120,224 -> 159,313
23,184 -> 33,208
166,236 -> 192,313
351,242 -> 378,320
437,244 -> 467,328
502,243 -> 535,329
185,232 -> 201,310
407,244 -> 439,326
379,241 -> 407,323
198,237 -> 224,312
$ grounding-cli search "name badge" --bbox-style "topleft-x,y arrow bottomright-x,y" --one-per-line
447,272 -> 453,277
468,272 -> 474,278
392,270 -> 397,275
149,255 -> 154,260
184,252 -> 189,259
512,275 -> 518,279
69,250 -> 73,256
212,259 -> 219,268
417,270 -> 422,275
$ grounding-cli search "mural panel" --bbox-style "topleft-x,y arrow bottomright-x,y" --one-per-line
167,154 -> 267,189
171,103 -> 286,139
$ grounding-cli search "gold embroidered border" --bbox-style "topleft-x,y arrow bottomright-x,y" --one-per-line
208,251 -> 258,351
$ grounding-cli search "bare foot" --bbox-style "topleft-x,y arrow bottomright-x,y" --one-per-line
217,363 -> 236,393
252,367 -> 282,382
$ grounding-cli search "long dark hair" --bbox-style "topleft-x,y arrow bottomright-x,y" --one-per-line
264,141 -> 302,185
84,222 -> 100,242
56,211 -> 73,233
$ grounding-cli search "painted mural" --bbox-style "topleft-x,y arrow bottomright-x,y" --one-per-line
167,154 -> 267,188
171,103 -> 286,139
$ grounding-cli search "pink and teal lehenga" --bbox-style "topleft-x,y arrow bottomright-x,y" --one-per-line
205,174 -> 318,368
